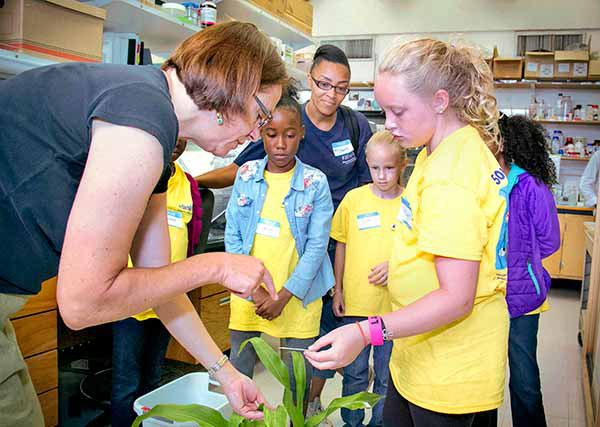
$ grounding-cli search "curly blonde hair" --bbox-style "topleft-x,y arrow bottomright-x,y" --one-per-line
378,38 -> 500,152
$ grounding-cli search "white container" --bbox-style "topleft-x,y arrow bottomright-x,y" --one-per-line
134,373 -> 231,427
162,2 -> 186,17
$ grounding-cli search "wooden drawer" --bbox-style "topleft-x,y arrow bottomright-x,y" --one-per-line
13,310 -> 57,358
11,277 -> 57,319
200,292 -> 231,351
25,350 -> 58,394
200,283 -> 227,299
38,388 -> 58,427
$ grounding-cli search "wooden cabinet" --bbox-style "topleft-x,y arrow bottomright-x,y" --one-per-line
10,277 -> 58,426
543,212 -> 594,280
281,0 -> 313,35
165,285 -> 231,364
248,0 -> 312,35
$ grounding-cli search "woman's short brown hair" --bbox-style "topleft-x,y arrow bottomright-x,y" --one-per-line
163,22 -> 287,119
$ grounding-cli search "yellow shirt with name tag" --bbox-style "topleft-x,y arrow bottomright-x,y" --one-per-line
388,126 -> 509,414
229,168 -> 322,338
330,184 -> 399,317
133,163 -> 193,321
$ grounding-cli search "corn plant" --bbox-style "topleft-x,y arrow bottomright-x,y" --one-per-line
132,336 -> 382,427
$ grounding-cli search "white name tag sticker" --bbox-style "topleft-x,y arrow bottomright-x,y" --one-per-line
357,212 -> 381,230
256,218 -> 281,238
332,139 -> 354,157
397,197 -> 413,230
167,210 -> 184,229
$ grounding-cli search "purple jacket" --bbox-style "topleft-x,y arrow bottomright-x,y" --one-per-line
506,166 -> 560,318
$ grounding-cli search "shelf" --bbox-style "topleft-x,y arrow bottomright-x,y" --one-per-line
561,156 -> 591,161
88,0 -> 201,52
495,81 -> 600,90
536,120 -> 600,126
0,48 -> 57,78
217,0 -> 314,50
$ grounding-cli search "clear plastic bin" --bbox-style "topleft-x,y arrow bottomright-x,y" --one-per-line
133,373 -> 231,427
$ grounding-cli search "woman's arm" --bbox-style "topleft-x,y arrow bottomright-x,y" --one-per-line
195,163 -> 238,189
305,256 -> 479,370
128,189 -> 268,419
57,120 -> 276,331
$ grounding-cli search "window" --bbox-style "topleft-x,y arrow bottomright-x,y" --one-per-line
320,39 -> 373,59
516,33 -> 585,56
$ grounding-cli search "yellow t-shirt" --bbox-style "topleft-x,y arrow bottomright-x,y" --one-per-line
388,125 -> 509,414
527,298 -> 550,315
229,168 -> 322,338
133,163 -> 193,321
330,185 -> 399,317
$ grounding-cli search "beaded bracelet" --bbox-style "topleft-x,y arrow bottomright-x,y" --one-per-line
355,321 -> 369,347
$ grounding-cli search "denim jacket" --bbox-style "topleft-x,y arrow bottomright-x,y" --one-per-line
225,156 -> 335,306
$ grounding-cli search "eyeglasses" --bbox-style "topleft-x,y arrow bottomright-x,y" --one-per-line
310,75 -> 350,95
254,95 -> 273,130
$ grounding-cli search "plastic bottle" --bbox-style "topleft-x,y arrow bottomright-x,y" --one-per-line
574,105 -> 582,120
551,131 -> 561,154
556,93 -> 564,120
564,96 -> 574,121
199,1 -> 217,28
528,95 -> 537,119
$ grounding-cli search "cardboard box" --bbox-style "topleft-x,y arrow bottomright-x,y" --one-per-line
493,57 -> 523,80
524,52 -> 555,79
554,50 -> 589,80
0,0 -> 106,62
589,60 -> 600,79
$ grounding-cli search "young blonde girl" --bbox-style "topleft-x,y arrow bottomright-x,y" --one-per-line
331,131 -> 407,427
306,39 -> 507,427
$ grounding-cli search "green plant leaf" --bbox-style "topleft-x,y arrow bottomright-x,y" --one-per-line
305,392 -> 383,427
228,413 -> 245,427
132,404 -> 228,427
240,337 -> 290,389
290,351 -> 306,427
282,388 -> 303,427
264,405 -> 288,427
291,352 -> 306,413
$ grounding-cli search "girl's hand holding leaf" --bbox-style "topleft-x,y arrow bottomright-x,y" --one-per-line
304,322 -> 369,371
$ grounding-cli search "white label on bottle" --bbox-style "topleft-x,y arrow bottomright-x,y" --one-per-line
540,64 -> 554,77
527,62 -> 538,72
558,63 -> 570,73
573,63 -> 588,77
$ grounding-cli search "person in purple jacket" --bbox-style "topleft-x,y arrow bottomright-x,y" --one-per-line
497,115 -> 561,427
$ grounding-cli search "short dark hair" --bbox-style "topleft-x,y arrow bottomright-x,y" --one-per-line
274,80 -> 301,121
499,114 -> 557,187
310,44 -> 350,73
162,22 -> 287,119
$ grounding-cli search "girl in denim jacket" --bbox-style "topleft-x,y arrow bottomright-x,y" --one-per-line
225,87 -> 334,411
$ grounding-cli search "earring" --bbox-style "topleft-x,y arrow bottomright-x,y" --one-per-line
216,112 -> 224,126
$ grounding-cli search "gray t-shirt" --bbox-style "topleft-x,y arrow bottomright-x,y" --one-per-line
0,63 -> 178,294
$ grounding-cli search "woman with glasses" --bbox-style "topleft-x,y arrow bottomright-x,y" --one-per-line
0,22 -> 285,426
196,44 -> 373,425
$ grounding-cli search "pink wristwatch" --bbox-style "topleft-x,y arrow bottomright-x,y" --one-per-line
368,316 -> 384,346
